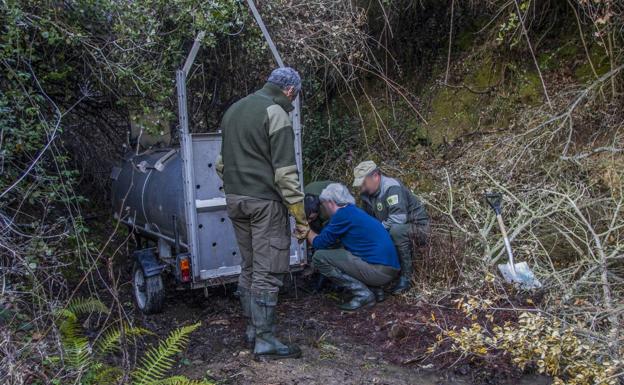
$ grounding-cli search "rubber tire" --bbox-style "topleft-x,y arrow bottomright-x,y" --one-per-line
132,263 -> 165,314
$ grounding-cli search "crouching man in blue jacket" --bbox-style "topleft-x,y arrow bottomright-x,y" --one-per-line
306,183 -> 400,310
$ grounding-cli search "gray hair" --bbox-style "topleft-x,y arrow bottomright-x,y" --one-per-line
319,183 -> 356,206
267,67 -> 302,93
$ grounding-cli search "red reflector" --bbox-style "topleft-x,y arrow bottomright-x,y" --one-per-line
180,258 -> 191,282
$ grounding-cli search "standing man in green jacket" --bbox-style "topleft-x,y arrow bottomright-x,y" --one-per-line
353,161 -> 430,295
216,67 -> 308,360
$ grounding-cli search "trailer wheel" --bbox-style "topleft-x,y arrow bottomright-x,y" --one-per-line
133,263 -> 164,314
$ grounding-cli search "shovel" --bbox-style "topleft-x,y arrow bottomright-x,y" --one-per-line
485,192 -> 541,289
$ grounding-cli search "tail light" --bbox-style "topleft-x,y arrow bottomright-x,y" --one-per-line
178,256 -> 191,282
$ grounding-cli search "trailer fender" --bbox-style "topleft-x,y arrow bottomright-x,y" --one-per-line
133,249 -> 165,277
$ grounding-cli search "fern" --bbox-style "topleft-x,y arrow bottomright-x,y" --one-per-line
57,297 -> 109,323
97,324 -> 154,355
132,322 -> 201,385
155,376 -> 214,385
91,365 -> 124,385
54,298 -> 202,385
57,297 -> 109,372
66,297 -> 110,316
59,314 -> 92,370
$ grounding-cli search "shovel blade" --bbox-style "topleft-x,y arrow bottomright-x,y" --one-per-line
497,262 -> 542,289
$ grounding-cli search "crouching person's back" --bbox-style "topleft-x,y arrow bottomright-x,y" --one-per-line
306,183 -> 400,310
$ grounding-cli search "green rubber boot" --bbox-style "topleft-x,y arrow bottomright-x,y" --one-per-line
391,245 -> 413,295
237,287 -> 255,348
251,291 -> 302,360
324,268 -> 375,311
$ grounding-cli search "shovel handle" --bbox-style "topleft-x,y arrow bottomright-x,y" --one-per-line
484,192 -> 517,276
496,214 -> 516,275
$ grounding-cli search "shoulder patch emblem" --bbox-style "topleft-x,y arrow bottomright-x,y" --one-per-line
386,194 -> 399,206
376,202 -> 383,211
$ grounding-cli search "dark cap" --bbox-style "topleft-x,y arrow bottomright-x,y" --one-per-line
304,194 -> 320,218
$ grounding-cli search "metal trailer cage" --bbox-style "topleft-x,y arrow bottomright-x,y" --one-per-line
111,3 -> 306,313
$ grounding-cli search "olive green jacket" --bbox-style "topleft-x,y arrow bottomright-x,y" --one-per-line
360,176 -> 429,229
216,83 -> 303,205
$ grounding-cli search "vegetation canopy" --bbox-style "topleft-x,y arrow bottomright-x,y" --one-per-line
1,0 -> 623,384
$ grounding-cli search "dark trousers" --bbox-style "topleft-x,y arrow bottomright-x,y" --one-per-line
226,194 -> 290,293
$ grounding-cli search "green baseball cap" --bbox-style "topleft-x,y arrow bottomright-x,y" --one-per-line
352,160 -> 377,187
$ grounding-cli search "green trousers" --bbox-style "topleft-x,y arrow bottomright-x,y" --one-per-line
226,194 -> 291,293
312,248 -> 399,287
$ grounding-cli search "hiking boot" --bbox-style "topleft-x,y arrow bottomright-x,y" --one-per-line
250,291 -> 302,360
237,287 -> 255,348
391,245 -> 413,295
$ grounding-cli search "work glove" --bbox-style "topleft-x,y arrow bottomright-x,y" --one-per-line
294,225 -> 309,243
287,201 -> 309,241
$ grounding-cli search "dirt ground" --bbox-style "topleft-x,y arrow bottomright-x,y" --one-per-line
131,275 -> 550,385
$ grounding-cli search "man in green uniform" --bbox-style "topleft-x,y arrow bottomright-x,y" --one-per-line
216,67 -> 308,360
353,161 -> 429,295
